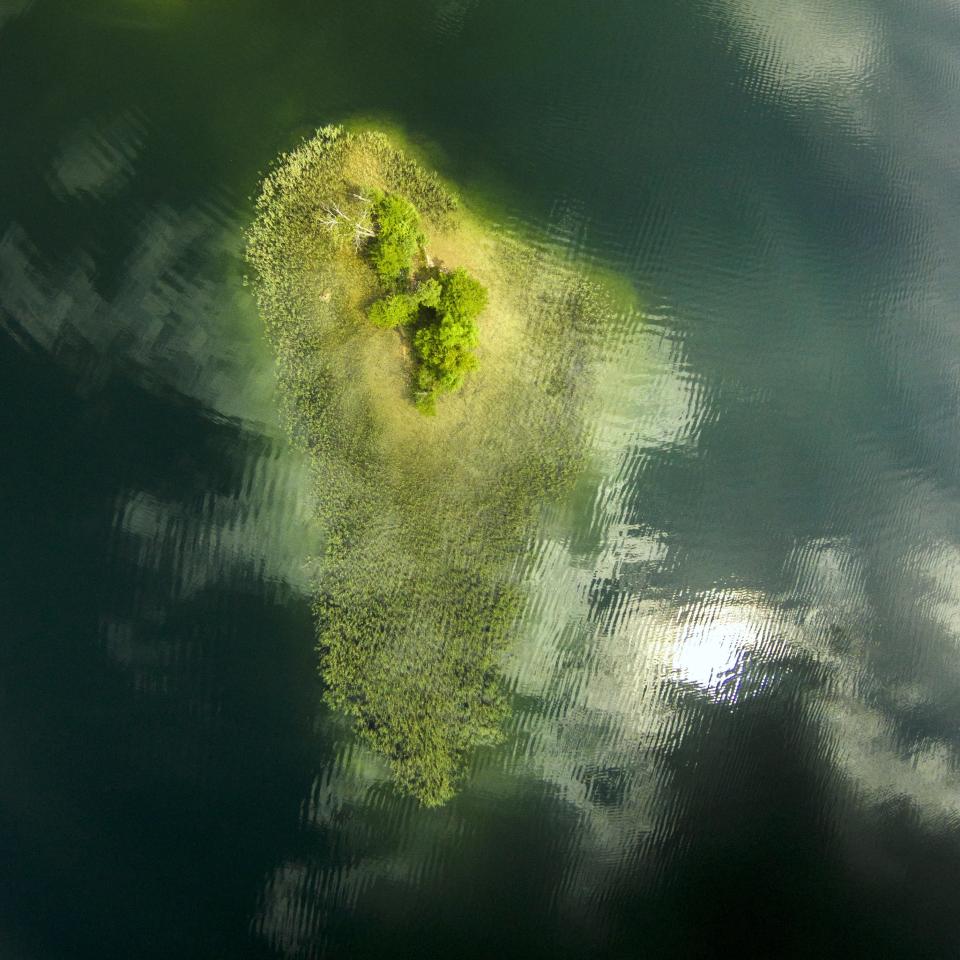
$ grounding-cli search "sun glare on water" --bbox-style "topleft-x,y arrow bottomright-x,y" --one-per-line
672,598 -> 766,698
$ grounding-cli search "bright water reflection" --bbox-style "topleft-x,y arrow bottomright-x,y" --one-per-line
3,0 -> 960,956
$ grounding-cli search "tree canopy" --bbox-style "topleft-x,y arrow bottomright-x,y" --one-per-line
413,268 -> 486,414
368,191 -> 424,287
363,194 -> 488,414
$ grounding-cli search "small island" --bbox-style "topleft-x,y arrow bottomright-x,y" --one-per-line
246,125 -> 622,805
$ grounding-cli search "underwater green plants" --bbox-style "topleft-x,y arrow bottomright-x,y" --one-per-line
245,125 -> 617,805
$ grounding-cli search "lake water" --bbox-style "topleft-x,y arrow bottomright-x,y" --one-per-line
3,0 -> 960,956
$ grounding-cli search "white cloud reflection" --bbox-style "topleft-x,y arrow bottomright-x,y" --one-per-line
717,0 -> 885,129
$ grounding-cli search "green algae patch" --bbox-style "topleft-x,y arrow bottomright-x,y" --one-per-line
245,126 -> 620,805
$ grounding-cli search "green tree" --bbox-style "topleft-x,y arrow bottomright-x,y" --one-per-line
415,276 -> 442,309
367,277 -> 444,328
412,268 -> 487,413
363,191 -> 487,414
438,267 -> 488,322
368,292 -> 420,328
368,191 -> 423,287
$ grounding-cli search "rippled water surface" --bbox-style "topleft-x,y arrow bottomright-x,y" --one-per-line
4,0 -> 960,956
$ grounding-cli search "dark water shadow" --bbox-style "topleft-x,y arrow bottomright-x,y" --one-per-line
0,329 -> 330,960
595,663 -> 960,959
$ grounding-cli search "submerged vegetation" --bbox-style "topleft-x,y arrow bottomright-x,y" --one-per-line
245,125 -> 618,805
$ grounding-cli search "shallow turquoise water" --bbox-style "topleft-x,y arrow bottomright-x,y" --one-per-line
3,1 -> 960,957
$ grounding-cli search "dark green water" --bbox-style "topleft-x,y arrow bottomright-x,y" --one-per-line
4,0 -> 960,956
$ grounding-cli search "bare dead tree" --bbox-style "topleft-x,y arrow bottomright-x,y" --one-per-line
316,200 -> 375,251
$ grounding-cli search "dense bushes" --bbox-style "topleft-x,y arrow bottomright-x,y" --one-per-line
367,277 -> 441,329
368,191 -> 424,287
413,269 -> 487,414
364,192 -> 487,415
368,291 -> 420,329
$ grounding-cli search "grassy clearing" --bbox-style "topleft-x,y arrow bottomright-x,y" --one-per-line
245,125 -> 619,805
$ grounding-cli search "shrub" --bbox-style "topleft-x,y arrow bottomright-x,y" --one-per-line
415,276 -> 441,309
368,292 -> 420,329
438,267 -> 488,322
412,268 -> 486,413
367,277 -> 444,329
368,191 -> 423,287
364,191 -> 487,414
